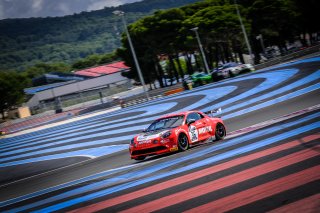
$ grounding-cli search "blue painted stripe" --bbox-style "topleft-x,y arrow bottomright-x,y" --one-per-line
0,164 -> 138,208
0,124 -> 145,158
0,106 -> 141,144
215,70 -> 320,115
0,136 -> 131,164
224,82 -> 320,119
199,69 -> 299,112
258,57 -> 320,72
0,145 -> 129,167
5,112 -> 319,212
0,102 -> 175,148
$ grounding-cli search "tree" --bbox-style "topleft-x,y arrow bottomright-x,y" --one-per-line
183,4 -> 249,66
71,52 -> 119,69
118,8 -> 188,87
0,72 -> 29,119
25,63 -> 71,79
248,0 -> 299,55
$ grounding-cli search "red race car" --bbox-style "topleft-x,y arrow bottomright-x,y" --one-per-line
129,109 -> 226,160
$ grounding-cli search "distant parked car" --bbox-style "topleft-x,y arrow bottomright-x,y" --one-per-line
191,72 -> 212,86
264,46 -> 281,59
211,62 -> 254,81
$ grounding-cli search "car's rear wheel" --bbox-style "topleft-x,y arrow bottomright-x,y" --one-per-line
215,123 -> 226,141
229,71 -> 235,77
135,156 -> 146,161
178,133 -> 189,151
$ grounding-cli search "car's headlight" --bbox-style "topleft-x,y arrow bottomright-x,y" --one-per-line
162,131 -> 171,138
130,138 -> 135,145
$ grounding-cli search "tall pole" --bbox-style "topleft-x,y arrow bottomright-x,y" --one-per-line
191,27 -> 210,73
113,10 -> 150,100
234,0 -> 254,64
256,34 -> 265,55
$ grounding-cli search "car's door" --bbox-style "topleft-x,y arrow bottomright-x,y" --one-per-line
197,113 -> 213,140
186,112 -> 205,142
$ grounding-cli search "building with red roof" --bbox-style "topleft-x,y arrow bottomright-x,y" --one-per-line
26,61 -> 132,112
74,61 -> 130,77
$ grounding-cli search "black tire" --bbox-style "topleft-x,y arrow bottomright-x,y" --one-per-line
135,156 -> 146,161
229,71 -> 235,77
215,123 -> 226,141
178,133 -> 189,151
240,68 -> 250,74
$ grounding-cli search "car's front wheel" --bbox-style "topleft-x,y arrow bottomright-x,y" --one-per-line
229,71 -> 235,77
215,123 -> 226,141
178,133 -> 189,151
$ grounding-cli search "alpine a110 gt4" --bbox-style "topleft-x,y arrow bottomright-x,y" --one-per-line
129,109 -> 226,160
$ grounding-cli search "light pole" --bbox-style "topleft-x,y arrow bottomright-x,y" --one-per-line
256,34 -> 265,55
113,10 -> 149,100
233,0 -> 254,64
190,27 -> 210,73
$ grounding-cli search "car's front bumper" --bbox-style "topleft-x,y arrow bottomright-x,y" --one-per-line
130,139 -> 178,159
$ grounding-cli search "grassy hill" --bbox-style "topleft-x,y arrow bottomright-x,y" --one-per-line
0,0 -> 202,71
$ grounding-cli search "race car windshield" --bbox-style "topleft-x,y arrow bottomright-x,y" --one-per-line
146,116 -> 184,132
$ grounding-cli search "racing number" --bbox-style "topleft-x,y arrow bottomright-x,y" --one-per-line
187,112 -> 203,142
188,125 -> 198,142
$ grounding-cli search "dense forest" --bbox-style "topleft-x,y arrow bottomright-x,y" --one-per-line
0,0 -> 202,71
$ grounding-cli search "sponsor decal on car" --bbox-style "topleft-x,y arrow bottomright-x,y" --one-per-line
198,126 -> 212,134
138,140 -> 152,144
175,128 -> 182,135
188,125 -> 198,142
170,146 -> 178,152
137,134 -> 158,141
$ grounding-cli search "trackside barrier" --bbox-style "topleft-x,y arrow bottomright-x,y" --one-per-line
164,87 -> 185,96
0,110 -> 79,134
122,95 -> 163,108
254,44 -> 320,70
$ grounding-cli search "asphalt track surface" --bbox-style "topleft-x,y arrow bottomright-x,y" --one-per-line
0,56 -> 319,212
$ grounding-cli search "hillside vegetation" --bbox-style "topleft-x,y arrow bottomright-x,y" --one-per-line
0,0 -> 202,71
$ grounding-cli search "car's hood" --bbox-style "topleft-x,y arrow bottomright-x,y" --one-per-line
136,129 -> 170,141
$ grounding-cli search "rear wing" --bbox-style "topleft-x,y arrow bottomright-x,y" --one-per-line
204,108 -> 222,118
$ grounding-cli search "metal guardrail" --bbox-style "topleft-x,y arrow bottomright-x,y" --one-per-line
254,44 -> 320,70
122,95 -> 163,108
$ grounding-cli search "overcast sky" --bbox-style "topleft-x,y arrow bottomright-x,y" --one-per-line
0,0 -> 142,19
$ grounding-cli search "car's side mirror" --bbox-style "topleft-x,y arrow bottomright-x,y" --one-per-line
187,119 -> 196,126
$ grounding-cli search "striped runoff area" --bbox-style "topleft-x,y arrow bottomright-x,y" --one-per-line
0,56 -> 319,212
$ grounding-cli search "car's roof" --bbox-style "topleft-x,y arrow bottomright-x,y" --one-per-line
223,62 -> 239,67
158,111 -> 202,119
